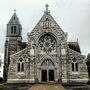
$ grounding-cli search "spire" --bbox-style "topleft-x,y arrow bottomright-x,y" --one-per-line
44,4 -> 50,14
8,9 -> 20,24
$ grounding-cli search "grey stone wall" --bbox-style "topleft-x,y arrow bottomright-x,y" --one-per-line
7,48 -> 28,83
7,9 -> 89,84
67,48 -> 88,83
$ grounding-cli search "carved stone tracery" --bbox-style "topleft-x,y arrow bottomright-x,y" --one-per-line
41,59 -> 54,67
39,34 -> 56,54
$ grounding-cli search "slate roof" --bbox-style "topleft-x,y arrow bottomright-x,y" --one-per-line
8,13 -> 20,24
68,42 -> 81,53
21,42 -> 27,50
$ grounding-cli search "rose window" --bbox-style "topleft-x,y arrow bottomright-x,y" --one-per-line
39,34 -> 56,53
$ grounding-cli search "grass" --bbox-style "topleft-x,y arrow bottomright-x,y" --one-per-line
0,83 -> 7,88
0,83 -> 34,90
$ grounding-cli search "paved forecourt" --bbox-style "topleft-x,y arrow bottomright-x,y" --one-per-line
28,84 -> 65,90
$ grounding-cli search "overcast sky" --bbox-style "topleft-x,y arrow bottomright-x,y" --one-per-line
0,0 -> 90,60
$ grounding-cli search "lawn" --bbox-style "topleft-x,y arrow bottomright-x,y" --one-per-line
0,83 -> 34,90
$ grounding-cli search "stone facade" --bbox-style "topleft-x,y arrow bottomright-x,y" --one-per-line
4,5 -> 89,83
3,12 -> 26,81
87,53 -> 90,79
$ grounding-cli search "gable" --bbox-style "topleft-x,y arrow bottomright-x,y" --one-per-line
8,13 -> 20,24
28,8 -> 67,43
68,42 -> 81,53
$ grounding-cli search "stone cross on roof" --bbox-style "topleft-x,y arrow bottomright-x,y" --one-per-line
44,4 -> 50,14
14,9 -> 16,13
46,4 -> 49,11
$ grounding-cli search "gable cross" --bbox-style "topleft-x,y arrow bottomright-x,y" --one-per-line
14,9 -> 16,13
46,4 -> 49,11
44,4 -> 50,14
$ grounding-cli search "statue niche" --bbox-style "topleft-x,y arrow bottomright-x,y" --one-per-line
43,18 -> 50,29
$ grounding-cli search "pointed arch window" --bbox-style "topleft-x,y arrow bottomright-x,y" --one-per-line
17,58 -> 25,72
11,26 -> 16,33
71,58 -> 79,73
14,26 -> 16,33
11,26 -> 13,33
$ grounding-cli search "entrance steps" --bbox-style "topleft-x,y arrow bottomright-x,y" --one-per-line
39,81 -> 60,84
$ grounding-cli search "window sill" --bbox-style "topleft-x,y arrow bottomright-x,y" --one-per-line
72,72 -> 79,74
17,72 -> 25,74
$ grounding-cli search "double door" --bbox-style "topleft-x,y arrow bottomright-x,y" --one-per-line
42,70 -> 54,81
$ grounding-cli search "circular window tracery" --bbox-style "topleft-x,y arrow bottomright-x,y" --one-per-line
39,34 -> 57,53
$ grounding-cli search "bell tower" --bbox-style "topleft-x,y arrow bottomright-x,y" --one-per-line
3,10 -> 22,81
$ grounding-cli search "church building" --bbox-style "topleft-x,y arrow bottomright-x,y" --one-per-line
3,5 -> 88,83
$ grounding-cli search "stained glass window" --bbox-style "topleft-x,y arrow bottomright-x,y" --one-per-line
72,58 -> 79,72
17,58 -> 25,72
39,34 -> 56,53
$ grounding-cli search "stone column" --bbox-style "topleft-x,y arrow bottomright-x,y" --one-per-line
26,58 -> 30,80
61,44 -> 67,83
62,58 -> 67,83
30,58 -> 35,83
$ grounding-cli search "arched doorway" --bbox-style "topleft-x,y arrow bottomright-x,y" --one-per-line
41,59 -> 55,82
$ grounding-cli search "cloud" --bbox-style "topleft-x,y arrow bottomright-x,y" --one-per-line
0,0 -> 89,61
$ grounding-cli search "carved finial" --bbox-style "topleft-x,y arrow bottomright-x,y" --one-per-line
44,4 -> 50,14
46,4 -> 49,11
14,9 -> 16,13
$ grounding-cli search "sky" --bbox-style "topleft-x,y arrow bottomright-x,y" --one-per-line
0,0 -> 90,61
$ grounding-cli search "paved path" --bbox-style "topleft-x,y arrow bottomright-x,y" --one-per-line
28,84 -> 65,90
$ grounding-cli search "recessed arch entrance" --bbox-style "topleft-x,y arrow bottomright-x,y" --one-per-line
41,59 -> 55,82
